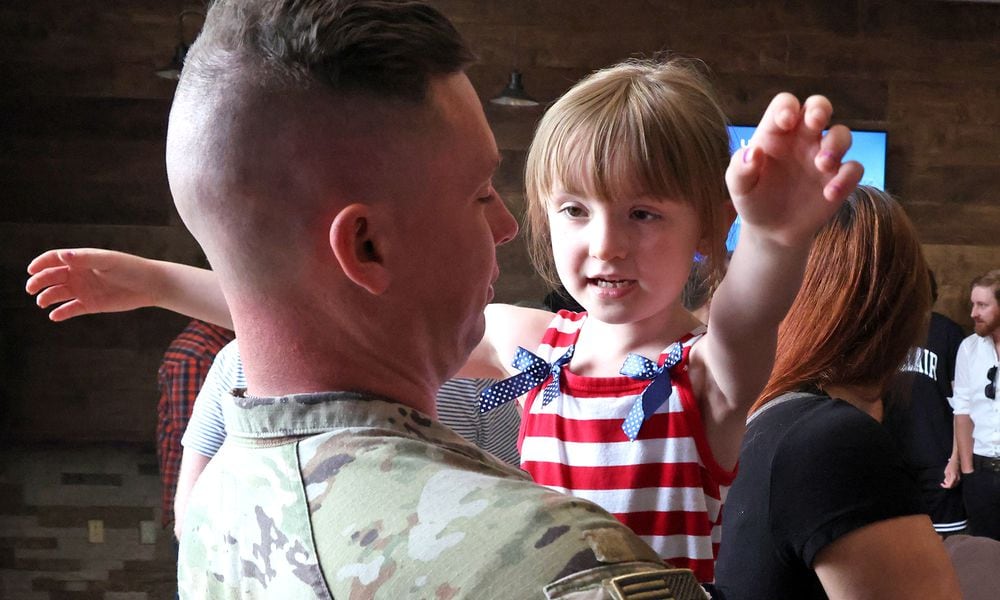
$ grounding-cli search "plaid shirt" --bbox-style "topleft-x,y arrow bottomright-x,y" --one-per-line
157,319 -> 235,529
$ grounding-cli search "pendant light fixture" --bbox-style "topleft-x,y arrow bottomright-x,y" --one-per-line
489,28 -> 539,107
154,8 -> 205,80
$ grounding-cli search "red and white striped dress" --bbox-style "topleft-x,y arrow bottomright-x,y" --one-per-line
518,310 -> 735,583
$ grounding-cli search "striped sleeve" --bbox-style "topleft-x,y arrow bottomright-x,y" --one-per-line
181,340 -> 243,457
474,378 -> 521,466
435,378 -> 521,466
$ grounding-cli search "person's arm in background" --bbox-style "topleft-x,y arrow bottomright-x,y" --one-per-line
942,423 -> 961,488
942,318 -> 967,487
950,338 -> 975,474
174,341 -> 241,539
814,515 -> 960,599
955,414 -> 975,474
26,248 -> 232,328
173,449 -> 212,541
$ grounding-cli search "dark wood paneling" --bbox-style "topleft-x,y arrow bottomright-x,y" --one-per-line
6,0 -> 1000,441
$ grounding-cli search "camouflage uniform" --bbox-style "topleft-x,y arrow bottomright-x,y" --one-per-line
178,391 -> 707,599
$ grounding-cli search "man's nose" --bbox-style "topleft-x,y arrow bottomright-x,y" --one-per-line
490,193 -> 518,246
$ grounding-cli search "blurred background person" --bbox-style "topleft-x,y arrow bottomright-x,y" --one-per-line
953,268 -> 1000,540
883,269 -> 967,536
714,186 -> 960,599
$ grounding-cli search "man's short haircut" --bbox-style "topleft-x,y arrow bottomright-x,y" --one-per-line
184,0 -> 475,102
971,269 -> 1000,304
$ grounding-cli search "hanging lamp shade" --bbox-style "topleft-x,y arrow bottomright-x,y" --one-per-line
154,42 -> 188,80
154,9 -> 204,81
490,70 -> 539,107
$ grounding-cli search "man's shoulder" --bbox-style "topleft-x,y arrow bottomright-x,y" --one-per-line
184,422 -> 699,599
305,434 -> 679,598
957,332 -> 989,360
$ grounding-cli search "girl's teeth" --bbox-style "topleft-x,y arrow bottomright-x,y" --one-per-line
595,279 -> 628,288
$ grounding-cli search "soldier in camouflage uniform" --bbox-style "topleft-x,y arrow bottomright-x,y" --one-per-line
167,0 -> 706,598
181,393 -> 707,598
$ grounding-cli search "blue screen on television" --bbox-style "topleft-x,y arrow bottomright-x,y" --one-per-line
723,125 -> 887,250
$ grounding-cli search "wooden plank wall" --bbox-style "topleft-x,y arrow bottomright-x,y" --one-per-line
2,0 -> 997,442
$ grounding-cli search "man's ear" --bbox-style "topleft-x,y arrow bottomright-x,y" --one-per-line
329,203 -> 390,295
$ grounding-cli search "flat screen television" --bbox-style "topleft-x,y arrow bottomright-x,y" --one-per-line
724,125 -> 888,251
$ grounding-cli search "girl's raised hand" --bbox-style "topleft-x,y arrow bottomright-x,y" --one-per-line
725,93 -> 864,248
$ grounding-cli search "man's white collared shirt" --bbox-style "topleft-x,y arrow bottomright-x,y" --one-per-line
951,333 -> 1000,458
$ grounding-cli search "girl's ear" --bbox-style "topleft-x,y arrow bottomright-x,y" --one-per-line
329,204 -> 390,295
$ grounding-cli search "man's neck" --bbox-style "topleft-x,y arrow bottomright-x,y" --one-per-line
232,306 -> 442,417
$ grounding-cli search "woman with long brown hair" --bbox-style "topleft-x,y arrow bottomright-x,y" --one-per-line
713,186 -> 960,599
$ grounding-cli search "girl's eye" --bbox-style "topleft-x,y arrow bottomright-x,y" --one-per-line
559,205 -> 586,218
631,209 -> 660,221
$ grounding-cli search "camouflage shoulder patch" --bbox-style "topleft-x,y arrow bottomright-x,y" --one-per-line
543,563 -> 709,600
605,569 -> 708,600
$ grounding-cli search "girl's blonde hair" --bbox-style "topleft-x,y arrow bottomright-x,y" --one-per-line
524,57 -> 732,289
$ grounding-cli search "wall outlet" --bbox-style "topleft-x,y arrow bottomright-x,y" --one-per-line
139,520 -> 157,544
87,519 -> 104,544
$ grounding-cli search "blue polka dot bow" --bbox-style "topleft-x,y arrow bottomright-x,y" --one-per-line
619,342 -> 684,441
478,345 -> 575,413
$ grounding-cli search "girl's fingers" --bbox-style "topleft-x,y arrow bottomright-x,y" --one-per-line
823,161 -> 865,203
25,266 -> 69,295
48,299 -> 86,322
725,144 -> 763,198
35,284 -> 77,309
815,125 -> 853,174
801,95 -> 833,134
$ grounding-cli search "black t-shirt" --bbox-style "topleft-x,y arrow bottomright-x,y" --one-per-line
713,391 -> 924,600
884,312 -> 966,469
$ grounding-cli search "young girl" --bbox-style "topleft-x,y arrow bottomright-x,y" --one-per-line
27,58 -> 861,581
460,59 -> 859,582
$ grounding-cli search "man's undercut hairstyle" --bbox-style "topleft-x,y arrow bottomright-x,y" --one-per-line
185,0 -> 474,101
166,0 -> 476,294
971,269 -> 1000,304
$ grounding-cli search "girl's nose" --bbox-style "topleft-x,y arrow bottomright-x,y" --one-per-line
589,219 -> 628,261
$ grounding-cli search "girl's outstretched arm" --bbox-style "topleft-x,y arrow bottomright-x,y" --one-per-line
26,248 -> 232,328
457,303 -> 555,381
691,93 -> 864,468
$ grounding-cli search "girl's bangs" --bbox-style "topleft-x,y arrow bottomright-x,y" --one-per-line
543,95 -> 685,205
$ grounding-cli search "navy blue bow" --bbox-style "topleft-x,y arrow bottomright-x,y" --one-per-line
619,342 -> 684,440
479,345 -> 575,413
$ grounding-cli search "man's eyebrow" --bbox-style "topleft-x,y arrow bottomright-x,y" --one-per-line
482,155 -> 501,182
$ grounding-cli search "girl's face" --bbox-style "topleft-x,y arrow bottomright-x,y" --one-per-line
547,186 -> 705,326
